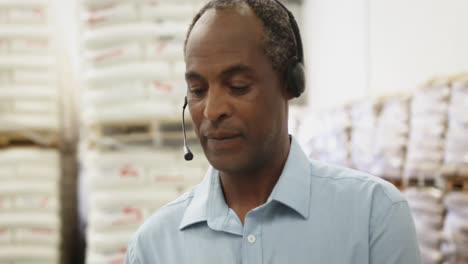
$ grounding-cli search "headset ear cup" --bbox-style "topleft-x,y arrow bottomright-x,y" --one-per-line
287,61 -> 305,98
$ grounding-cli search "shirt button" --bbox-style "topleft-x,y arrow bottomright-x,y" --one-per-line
247,234 -> 256,244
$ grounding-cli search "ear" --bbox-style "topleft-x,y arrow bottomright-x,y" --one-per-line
277,69 -> 295,100
287,62 -> 305,98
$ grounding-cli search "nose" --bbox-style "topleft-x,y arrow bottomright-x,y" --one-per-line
203,86 -> 232,124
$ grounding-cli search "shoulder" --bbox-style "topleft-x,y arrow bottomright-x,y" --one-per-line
309,159 -> 405,203
126,188 -> 197,263
305,160 -> 420,261
307,159 -> 408,224
129,185 -> 198,246
139,188 -> 196,238
126,186 -> 199,262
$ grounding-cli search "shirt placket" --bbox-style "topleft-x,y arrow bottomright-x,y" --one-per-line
241,211 -> 263,264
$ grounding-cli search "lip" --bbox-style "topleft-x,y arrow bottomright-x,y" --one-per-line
204,131 -> 242,150
205,131 -> 242,140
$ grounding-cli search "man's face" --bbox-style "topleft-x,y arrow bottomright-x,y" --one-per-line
185,7 -> 288,174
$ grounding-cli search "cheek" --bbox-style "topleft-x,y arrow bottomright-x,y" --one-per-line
237,100 -> 271,134
188,105 -> 203,134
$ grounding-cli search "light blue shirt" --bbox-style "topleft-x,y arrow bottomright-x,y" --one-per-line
125,138 -> 421,264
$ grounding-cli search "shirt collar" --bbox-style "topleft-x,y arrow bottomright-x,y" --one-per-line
267,137 -> 311,219
179,137 -> 311,230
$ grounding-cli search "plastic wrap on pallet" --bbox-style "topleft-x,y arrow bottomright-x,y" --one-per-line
0,4 -> 49,25
9,37 -> 51,53
77,2 -> 220,263
350,100 -> 381,173
0,22 -> 60,134
0,0 -> 63,263
0,147 -> 61,263
0,245 -> 59,264
83,23 -> 187,49
404,80 -> 451,182
444,78 -> 468,170
79,144 -> 208,262
297,107 -> 350,167
84,42 -> 144,67
141,3 -> 195,21
403,187 -> 445,261
372,96 -> 409,179
82,148 -> 206,192
81,2 -> 138,29
443,192 -> 468,264
85,249 -> 127,264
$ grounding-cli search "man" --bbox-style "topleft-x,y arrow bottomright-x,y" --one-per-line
126,0 -> 421,263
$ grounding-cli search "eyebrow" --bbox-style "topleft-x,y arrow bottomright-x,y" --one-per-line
220,64 -> 254,78
185,64 -> 254,82
185,71 -> 205,82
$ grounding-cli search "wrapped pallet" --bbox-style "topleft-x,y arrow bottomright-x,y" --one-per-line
440,74 -> 468,264
350,100 -> 382,174
404,78 -> 451,187
77,1 -> 209,263
0,1 -> 73,264
442,75 -> 468,177
372,96 -> 410,186
0,0 -> 61,142
0,147 -> 61,264
404,187 -> 445,264
442,192 -> 468,263
297,107 -> 351,167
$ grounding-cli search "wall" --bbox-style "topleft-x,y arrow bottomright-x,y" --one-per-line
369,0 -> 468,96
304,0 -> 468,110
303,0 -> 369,110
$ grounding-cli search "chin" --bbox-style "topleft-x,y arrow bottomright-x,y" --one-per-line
206,153 -> 250,174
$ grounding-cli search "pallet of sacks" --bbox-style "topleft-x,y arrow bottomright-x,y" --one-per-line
348,97 -> 409,189
403,78 -> 451,188
0,0 -> 61,144
80,144 -> 208,264
79,0 -> 206,127
402,78 -> 452,263
403,187 -> 445,264
297,107 -> 351,167
439,74 -> 468,263
0,1 -> 69,264
84,117 -> 198,151
0,147 -> 62,264
373,95 -> 410,188
349,100 -> 382,174
77,2 -> 209,263
441,74 -> 468,185
442,191 -> 468,263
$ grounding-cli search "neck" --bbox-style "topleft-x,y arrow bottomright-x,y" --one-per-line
219,135 -> 291,223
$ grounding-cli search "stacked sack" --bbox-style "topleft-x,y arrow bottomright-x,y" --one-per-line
403,79 -> 451,263
442,192 -> 468,263
404,187 -> 445,264
0,0 -> 60,142
404,79 -> 451,185
81,147 -> 208,264
0,148 -> 61,264
349,100 -> 381,173
79,0 -> 203,125
77,1 -> 209,263
297,107 -> 351,167
0,1 -> 66,264
440,75 -> 468,263
443,75 -> 468,175
372,96 -> 410,182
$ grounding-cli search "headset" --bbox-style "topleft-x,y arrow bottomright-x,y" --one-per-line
182,0 -> 305,161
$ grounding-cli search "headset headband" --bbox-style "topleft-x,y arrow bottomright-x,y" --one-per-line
272,0 -> 304,64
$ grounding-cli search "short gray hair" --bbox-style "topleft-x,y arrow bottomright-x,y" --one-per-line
184,0 -> 297,73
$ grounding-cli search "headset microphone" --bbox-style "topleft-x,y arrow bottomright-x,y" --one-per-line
182,96 -> 194,161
